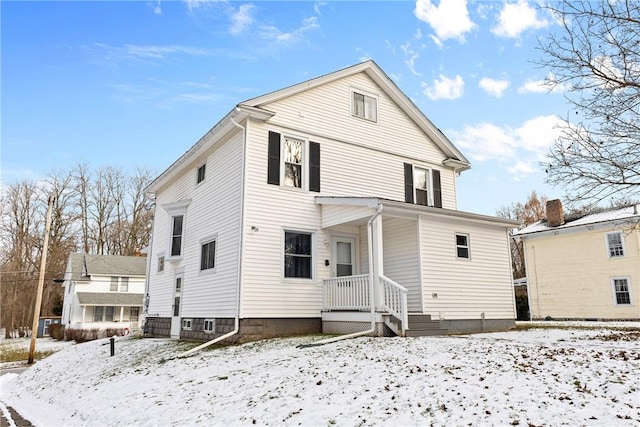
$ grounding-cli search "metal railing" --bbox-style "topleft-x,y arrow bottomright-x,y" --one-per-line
322,274 -> 370,311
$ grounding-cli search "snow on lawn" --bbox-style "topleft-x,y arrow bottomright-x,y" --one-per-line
1,325 -> 639,426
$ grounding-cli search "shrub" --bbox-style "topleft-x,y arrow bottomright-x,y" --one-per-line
65,327 -> 129,343
49,324 -> 65,340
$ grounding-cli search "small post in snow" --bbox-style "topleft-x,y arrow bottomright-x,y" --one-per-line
110,337 -> 115,357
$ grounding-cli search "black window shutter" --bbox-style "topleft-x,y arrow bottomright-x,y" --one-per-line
404,163 -> 414,204
432,169 -> 442,208
309,141 -> 321,192
267,131 -> 281,185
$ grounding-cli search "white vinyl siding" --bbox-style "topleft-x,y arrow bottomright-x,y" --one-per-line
420,216 -> 514,320
147,131 -> 244,319
382,217 -> 422,312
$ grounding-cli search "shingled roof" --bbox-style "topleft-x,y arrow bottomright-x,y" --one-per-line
69,253 -> 147,282
76,292 -> 144,306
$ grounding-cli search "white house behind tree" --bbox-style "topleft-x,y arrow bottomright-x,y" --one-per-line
143,60 -> 520,343
61,253 -> 147,332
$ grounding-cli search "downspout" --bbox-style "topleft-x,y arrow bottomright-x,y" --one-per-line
298,204 -> 383,348
178,112 -> 246,358
142,197 -> 156,330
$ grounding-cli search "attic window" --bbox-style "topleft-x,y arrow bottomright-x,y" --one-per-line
606,231 -> 625,258
352,90 -> 378,122
196,164 -> 206,184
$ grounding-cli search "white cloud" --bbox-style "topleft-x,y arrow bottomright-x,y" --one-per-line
449,114 -> 562,179
314,2 -> 327,15
414,0 -> 476,44
147,1 -> 162,15
400,43 -> 421,77
259,16 -> 319,45
414,28 -> 423,40
230,4 -> 256,35
518,75 -> 566,94
422,74 -> 464,100
492,0 -> 549,39
479,77 -> 510,98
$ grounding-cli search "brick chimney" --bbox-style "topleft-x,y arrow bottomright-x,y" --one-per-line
546,199 -> 564,227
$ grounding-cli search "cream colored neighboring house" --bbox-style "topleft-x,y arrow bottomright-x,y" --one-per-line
515,200 -> 640,320
143,61 -> 520,343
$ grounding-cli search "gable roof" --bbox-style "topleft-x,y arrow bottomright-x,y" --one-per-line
147,60 -> 470,193
514,204 -> 640,237
68,253 -> 147,282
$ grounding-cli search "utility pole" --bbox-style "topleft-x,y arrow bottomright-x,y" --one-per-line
28,193 -> 55,365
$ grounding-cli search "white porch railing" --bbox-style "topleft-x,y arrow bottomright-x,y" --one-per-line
323,274 -> 370,311
322,274 -> 409,334
379,275 -> 409,335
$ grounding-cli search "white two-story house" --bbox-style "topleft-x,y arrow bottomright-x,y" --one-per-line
143,61 -> 519,343
61,253 -> 146,332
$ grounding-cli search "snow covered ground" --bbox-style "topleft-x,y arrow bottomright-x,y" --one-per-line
1,323 -> 639,426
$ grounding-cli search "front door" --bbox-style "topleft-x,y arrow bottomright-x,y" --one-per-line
332,236 -> 356,277
170,273 -> 183,339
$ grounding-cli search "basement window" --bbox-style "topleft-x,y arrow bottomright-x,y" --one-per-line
204,319 -> 215,334
182,319 -> 193,330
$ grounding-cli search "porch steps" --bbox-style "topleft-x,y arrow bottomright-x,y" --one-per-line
385,314 -> 448,337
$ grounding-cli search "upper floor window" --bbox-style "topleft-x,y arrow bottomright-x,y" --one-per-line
352,90 -> 378,122
611,277 -> 631,305
200,238 -> 216,271
196,164 -> 206,184
284,231 -> 313,279
158,255 -> 165,273
110,277 -> 118,292
171,215 -> 184,257
120,277 -> 129,292
404,163 -> 442,208
455,233 -> 470,259
606,231 -> 624,258
267,131 -> 320,192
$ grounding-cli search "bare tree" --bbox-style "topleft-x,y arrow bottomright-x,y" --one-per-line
538,0 -> 640,207
497,191 -> 548,279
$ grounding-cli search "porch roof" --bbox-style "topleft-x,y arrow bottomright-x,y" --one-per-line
77,292 -> 144,306
315,197 -> 521,228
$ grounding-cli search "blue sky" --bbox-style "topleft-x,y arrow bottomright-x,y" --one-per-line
2,0 -> 569,215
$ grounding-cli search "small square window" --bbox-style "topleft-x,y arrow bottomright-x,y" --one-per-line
352,91 -> 378,122
182,319 -> 192,330
201,240 -> 216,271
606,232 -> 625,258
455,234 -> 470,259
197,164 -> 206,184
611,278 -> 631,305
204,319 -> 215,334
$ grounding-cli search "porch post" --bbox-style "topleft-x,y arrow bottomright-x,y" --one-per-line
119,306 -> 124,322
82,306 -> 86,323
372,215 -> 384,310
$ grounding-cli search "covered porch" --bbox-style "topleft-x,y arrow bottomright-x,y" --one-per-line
73,292 -> 144,331
316,197 -> 447,337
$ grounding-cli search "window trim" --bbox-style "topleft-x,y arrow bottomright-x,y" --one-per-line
203,319 -> 215,334
281,134 -> 308,191
455,233 -> 471,260
282,228 -> 316,281
199,234 -> 218,274
413,166 -> 432,207
162,200 -> 191,261
196,163 -> 206,185
350,88 -> 379,123
605,231 -> 625,258
181,318 -> 193,330
610,277 -> 632,306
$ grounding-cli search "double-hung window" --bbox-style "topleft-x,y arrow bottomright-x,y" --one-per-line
284,231 -> 313,279
105,306 -> 115,322
606,231 -> 624,258
455,233 -> 470,259
611,277 -> 631,305
110,277 -> 118,292
94,306 -> 104,322
200,239 -> 216,271
404,163 -> 442,208
171,215 -> 184,257
267,132 -> 321,192
352,90 -> 378,122
120,277 -> 129,292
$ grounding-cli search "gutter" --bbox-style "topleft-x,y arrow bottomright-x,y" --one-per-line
178,112 -> 247,358
298,204 -> 383,348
